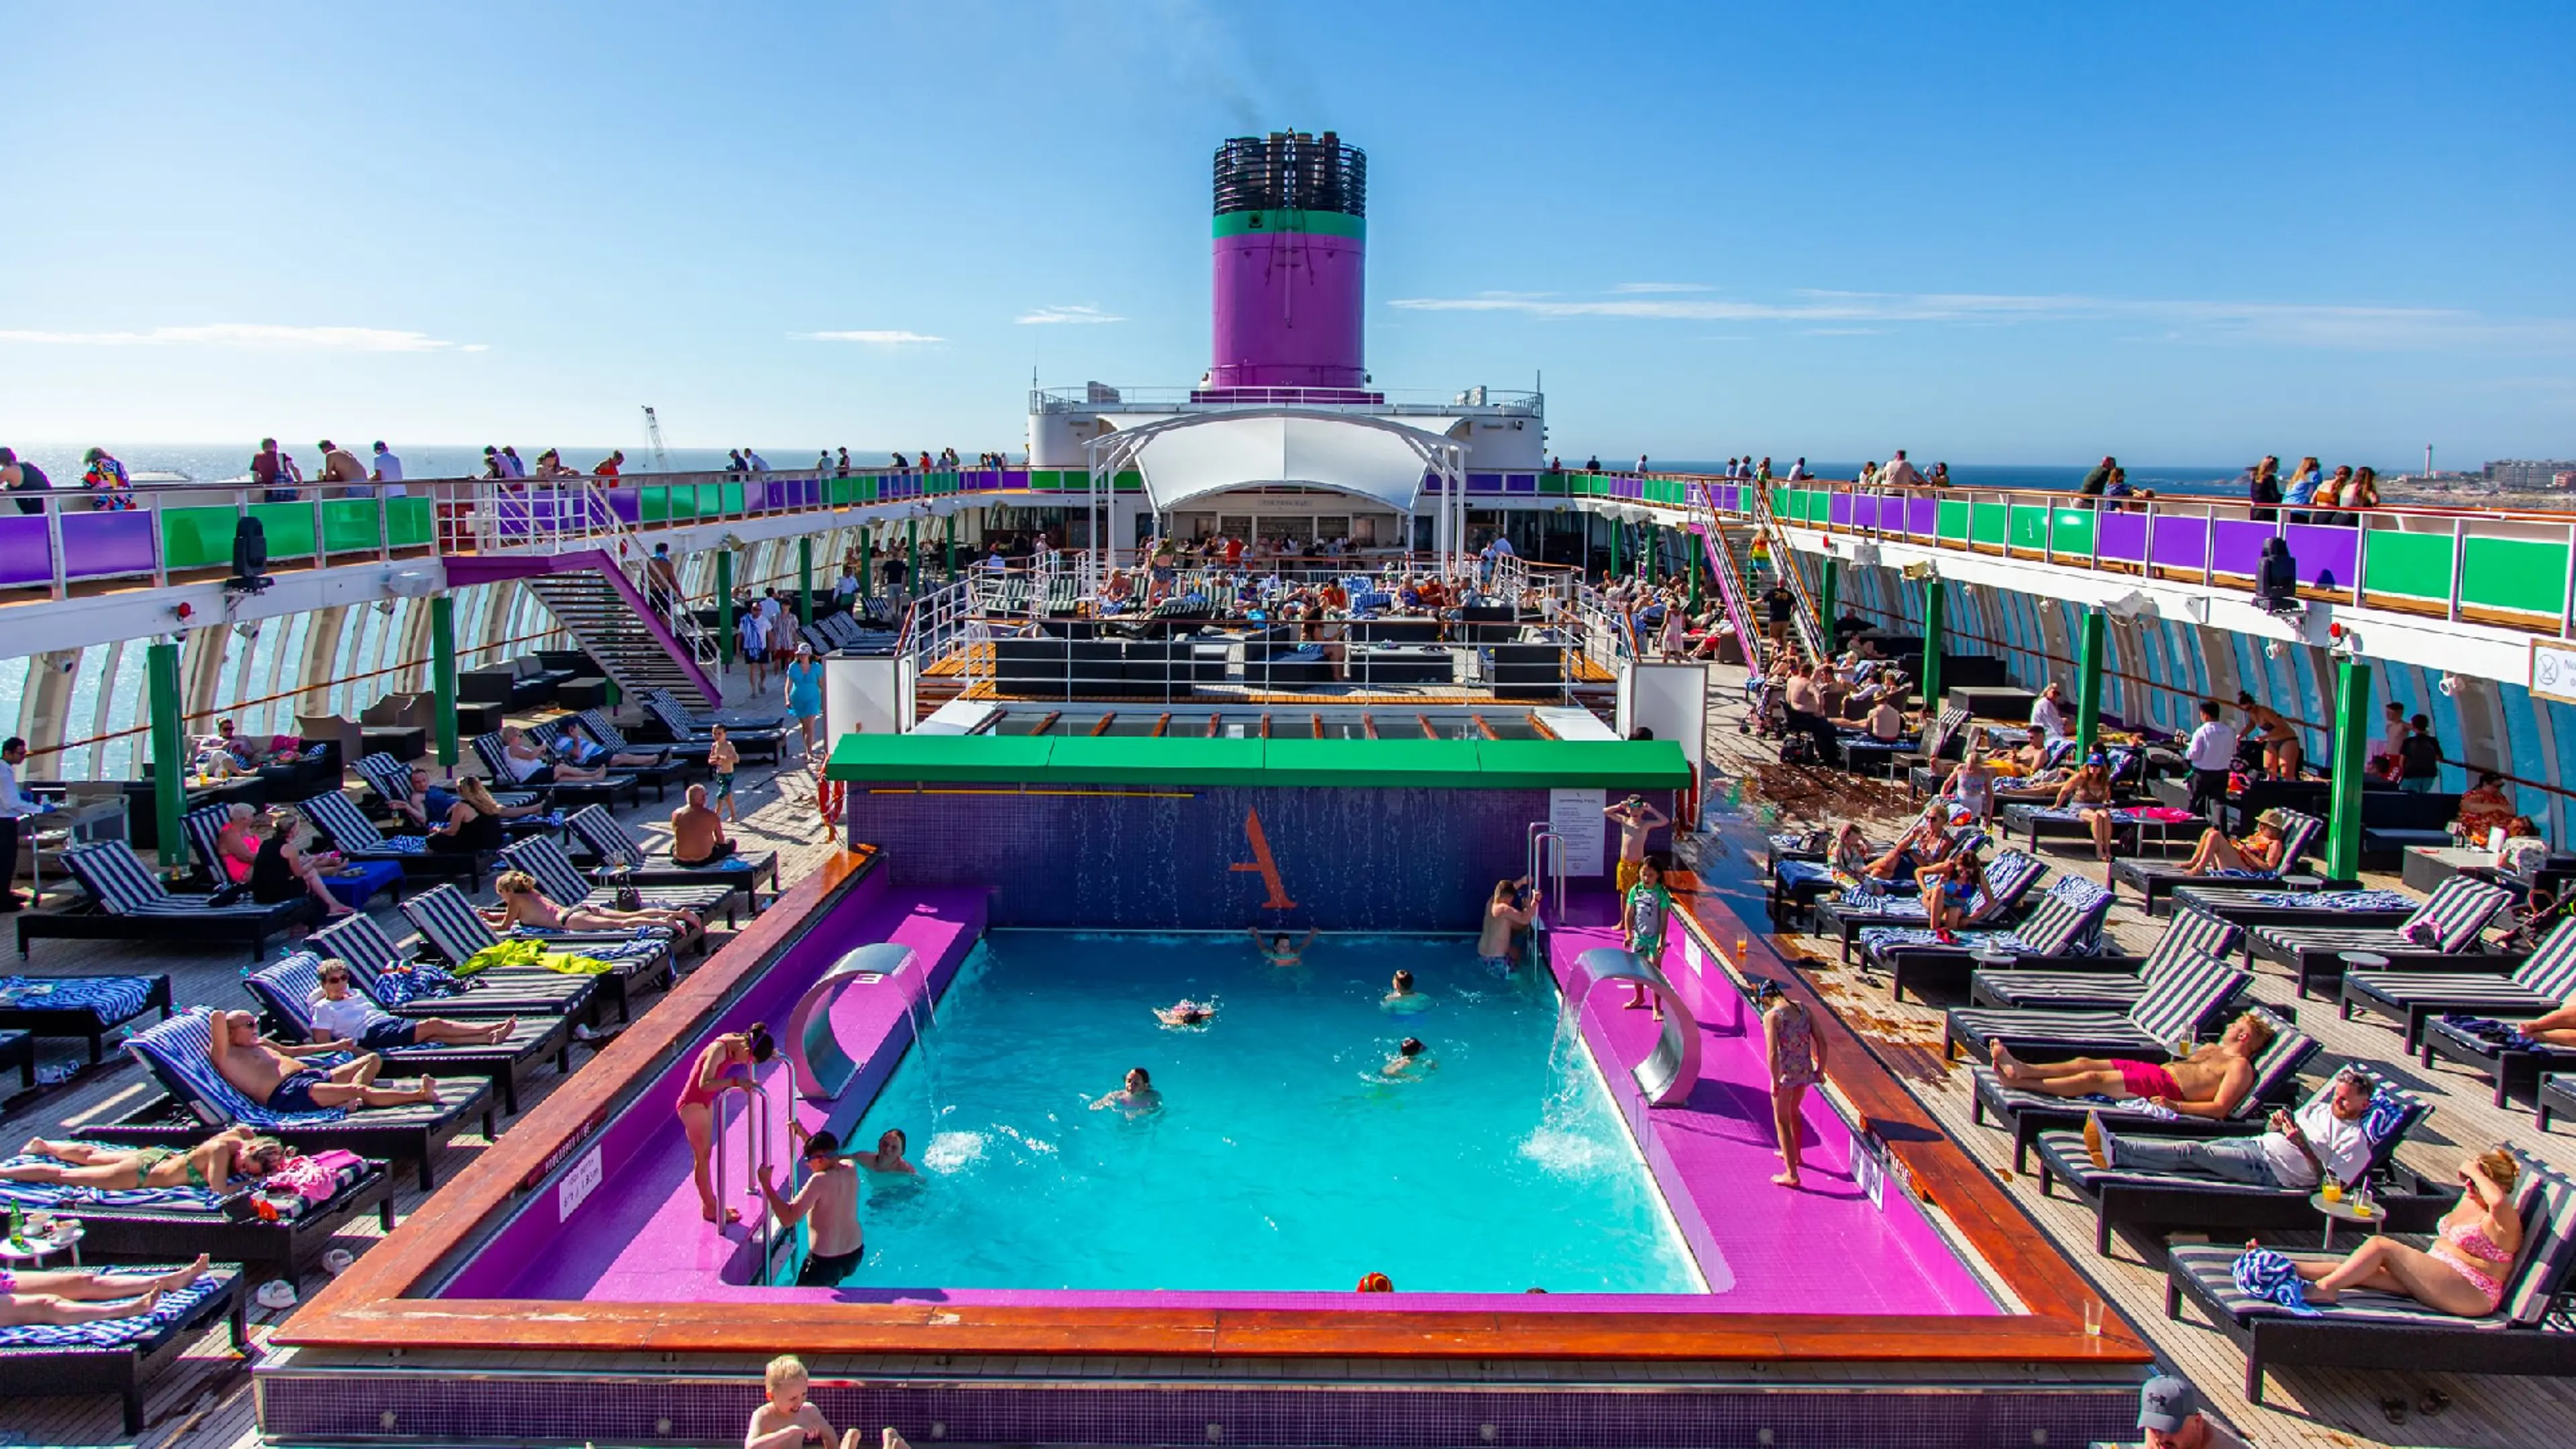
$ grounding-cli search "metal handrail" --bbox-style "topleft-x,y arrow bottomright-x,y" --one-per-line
1686,484 -> 1766,668
1525,823 -> 1566,926
706,1079 -> 775,1278
1746,484 -> 1827,659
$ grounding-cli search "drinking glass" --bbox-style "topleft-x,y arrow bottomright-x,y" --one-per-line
2320,1179 -> 2343,1205
2082,1299 -> 2105,1338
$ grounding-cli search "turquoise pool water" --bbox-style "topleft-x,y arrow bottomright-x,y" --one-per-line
820,930 -> 1702,1294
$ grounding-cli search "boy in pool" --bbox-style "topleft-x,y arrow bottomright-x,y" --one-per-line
1381,1037 -> 1434,1078
1090,1066 -> 1163,1116
1155,999 -> 1216,1028
849,1127 -> 916,1175
761,1131 -> 864,1287
1248,926 -> 1316,966
1383,969 -> 1430,1012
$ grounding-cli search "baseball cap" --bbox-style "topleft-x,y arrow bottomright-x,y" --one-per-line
2137,1375 -> 2199,1432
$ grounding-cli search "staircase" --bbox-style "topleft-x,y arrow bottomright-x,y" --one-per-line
1686,484 -> 1779,668
1744,484 -> 1829,660
447,550 -> 722,707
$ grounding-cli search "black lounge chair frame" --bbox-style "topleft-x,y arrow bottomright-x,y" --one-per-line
0,1264 -> 249,1432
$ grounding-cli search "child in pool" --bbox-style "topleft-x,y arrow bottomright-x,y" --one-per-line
1090,1067 -> 1164,1116
1249,927 -> 1316,967
1383,969 -> 1431,1012
1381,1037 -> 1434,1078
1155,999 -> 1216,1028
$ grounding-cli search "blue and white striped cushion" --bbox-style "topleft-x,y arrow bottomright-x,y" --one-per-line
566,806 -> 646,868
2129,955 -> 2253,1042
0,1270 -> 236,1350
2148,910 -> 2244,971
401,885 -> 500,961
308,911 -> 406,973
0,973 -> 160,1025
60,841 -> 274,917
124,1011 -> 345,1128
301,790 -> 391,853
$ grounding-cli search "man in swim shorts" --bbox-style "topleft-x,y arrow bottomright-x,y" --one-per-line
207,1010 -> 437,1113
764,1129 -> 863,1286
1604,795 -> 1671,895
1986,1011 -> 2274,1118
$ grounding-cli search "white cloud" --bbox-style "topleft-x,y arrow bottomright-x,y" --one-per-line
0,323 -> 478,352
1385,286 -> 2576,351
1014,305 -> 1125,325
797,330 -> 945,345
1611,282 -> 1713,294
1799,327 -> 1886,336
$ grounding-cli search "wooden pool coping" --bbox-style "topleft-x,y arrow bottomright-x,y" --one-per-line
276,849 -> 2149,1366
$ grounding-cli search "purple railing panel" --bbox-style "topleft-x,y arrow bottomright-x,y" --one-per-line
1905,496 -> 1939,537
608,490 -> 642,525
2096,511 -> 2149,564
0,516 -> 51,587
1827,493 -> 1854,527
2211,519 -> 2275,578
61,511 -> 158,579
2282,523 -> 2360,588
2149,515 -> 2209,572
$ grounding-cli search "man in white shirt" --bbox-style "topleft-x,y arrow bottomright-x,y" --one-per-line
370,441 -> 406,490
1787,457 -> 1811,481
2030,682 -> 2075,739
2184,698 -> 2240,820
2086,1068 -> 2376,1189
1882,449 -> 1923,489
0,735 -> 53,912
306,958 -> 513,1051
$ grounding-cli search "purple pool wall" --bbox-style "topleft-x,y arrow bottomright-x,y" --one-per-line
848,785 -> 1660,930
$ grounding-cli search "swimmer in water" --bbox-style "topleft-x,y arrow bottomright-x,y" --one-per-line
1249,927 -> 1316,967
1381,1037 -> 1434,1078
1155,999 -> 1216,1028
1383,969 -> 1430,1011
1089,1066 -> 1164,1116
841,1126 -> 916,1175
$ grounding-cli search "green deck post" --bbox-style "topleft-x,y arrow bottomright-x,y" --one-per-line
431,596 -> 458,768
716,550 -> 735,669
146,641 -> 184,873
2075,606 -> 2106,755
943,513 -> 957,586
906,519 -> 919,598
798,537 -> 813,626
1608,517 -> 1622,581
1919,576 -> 1946,713
2326,655 -> 2372,883
1819,555 -> 1838,641
859,531 -> 873,606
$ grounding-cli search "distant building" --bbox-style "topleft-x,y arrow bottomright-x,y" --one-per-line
2485,459 -> 2576,488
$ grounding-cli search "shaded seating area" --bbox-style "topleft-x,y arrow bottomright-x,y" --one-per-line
470,731 -> 641,812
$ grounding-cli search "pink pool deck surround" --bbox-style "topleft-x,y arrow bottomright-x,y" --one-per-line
474,877 -> 1998,1317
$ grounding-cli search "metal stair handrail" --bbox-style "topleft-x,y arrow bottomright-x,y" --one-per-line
1744,483 -> 1827,661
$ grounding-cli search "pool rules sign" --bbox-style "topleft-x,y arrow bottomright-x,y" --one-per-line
1548,788 -> 1606,876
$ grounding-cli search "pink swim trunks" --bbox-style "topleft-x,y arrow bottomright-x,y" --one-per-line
2115,1059 -> 2182,1099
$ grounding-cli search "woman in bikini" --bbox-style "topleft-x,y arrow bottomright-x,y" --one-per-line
2051,753 -> 2122,862
1915,847 -> 1987,942
676,1024 -> 775,1225
486,869 -> 702,933
0,1255 -> 213,1328
2180,808 -> 2289,877
5,1128 -> 284,1190
2281,1147 -> 2523,1315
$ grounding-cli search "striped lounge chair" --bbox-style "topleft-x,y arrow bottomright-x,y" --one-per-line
0,1264 -> 248,1432
309,910 -> 601,1022
1942,951 -> 2252,1065
2031,1073 -> 2435,1254
565,804 -> 781,912
0,1028 -> 27,1089
89,1009 -> 494,1190
470,731 -> 641,812
1997,799 -> 2158,855
502,832 -> 739,927
1813,848 -> 2047,963
25,841 -> 310,964
2341,914 -> 2576,1050
0,970 -> 172,1065
297,788 -> 486,892
1968,1004 -> 2315,1172
1862,875 -> 2116,1003
526,716 -> 688,802
2541,1073 -> 2576,1133
2251,876 -> 2516,999
247,950 -> 570,1116
2164,885 -> 2418,936
1969,909 -> 2245,1012
576,707 -> 709,768
356,751 -> 540,816
2163,1146 -> 2576,1403
399,884 -> 675,1023
2108,808 -> 2324,914
642,688 -> 789,739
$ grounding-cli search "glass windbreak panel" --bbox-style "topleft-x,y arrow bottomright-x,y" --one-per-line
1477,713 -> 1545,740
1216,713 -> 1267,739
1097,716 -> 1164,737
1000,714 -> 1057,736
1315,716 -> 1368,739
1048,715 -> 1109,737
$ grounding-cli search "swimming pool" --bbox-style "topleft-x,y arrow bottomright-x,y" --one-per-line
814,930 -> 1701,1294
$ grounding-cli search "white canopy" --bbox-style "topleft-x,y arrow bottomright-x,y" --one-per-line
1093,409 -> 1464,515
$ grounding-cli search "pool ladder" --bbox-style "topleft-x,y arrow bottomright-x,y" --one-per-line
709,1080 -> 780,1283
1523,823 -> 1569,971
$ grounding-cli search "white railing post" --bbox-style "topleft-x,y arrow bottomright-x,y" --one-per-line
2201,503 -> 2216,589
2448,517 -> 2467,623
45,494 -> 66,600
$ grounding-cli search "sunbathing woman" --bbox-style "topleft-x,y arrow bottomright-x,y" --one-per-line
0,1255 -> 211,1328
2275,1148 -> 2522,1314
1860,806 -> 1955,881
5,1128 -> 285,1190
2051,753 -> 2121,862
2180,809 -> 2289,877
1915,848 -> 1988,942
486,869 -> 702,934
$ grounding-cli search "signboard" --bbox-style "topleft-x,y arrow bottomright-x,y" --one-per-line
2533,640 -> 2576,706
1849,1124 -> 1888,1210
557,1144 -> 604,1222
1548,788 -> 1606,877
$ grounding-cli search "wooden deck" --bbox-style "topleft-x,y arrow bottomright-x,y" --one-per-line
1693,658 -> 2576,1449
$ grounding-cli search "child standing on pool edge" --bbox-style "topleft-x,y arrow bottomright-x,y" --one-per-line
1619,853 -> 1671,1018
1604,794 -> 1671,896
1756,979 -> 1827,1189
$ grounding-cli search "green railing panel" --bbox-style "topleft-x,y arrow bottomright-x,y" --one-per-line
637,486 -> 671,524
388,498 -> 433,548
2050,508 -> 2098,557
319,498 -> 383,554
1027,470 -> 1060,492
248,503 -> 316,560
1114,470 -> 1143,493
719,483 -> 745,513
1974,500 -> 2013,548
2461,537 -> 2568,616
2361,531 -> 2453,600
1538,471 -> 1568,494
161,505 -> 237,570
1935,500 -> 1971,541
827,478 -> 859,506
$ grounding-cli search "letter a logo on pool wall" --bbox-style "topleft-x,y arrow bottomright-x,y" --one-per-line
1230,808 -> 1297,910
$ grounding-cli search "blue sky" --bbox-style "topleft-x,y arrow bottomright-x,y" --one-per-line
1,1 -> 2570,466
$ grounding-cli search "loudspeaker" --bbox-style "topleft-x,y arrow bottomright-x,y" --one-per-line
228,516 -> 272,593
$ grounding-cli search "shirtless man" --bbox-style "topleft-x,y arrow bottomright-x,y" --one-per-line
207,1009 -> 436,1112
1604,794 -> 1671,896
1091,1066 -> 1163,1116
763,1130 -> 865,1286
1987,1011 -> 2273,1118
2505,997 -> 2576,1049
1477,877 -> 1536,970
671,784 -> 735,866
1381,1037 -> 1434,1078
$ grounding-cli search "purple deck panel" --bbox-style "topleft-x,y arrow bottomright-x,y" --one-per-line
0,516 -> 50,587
471,883 -> 1997,1316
